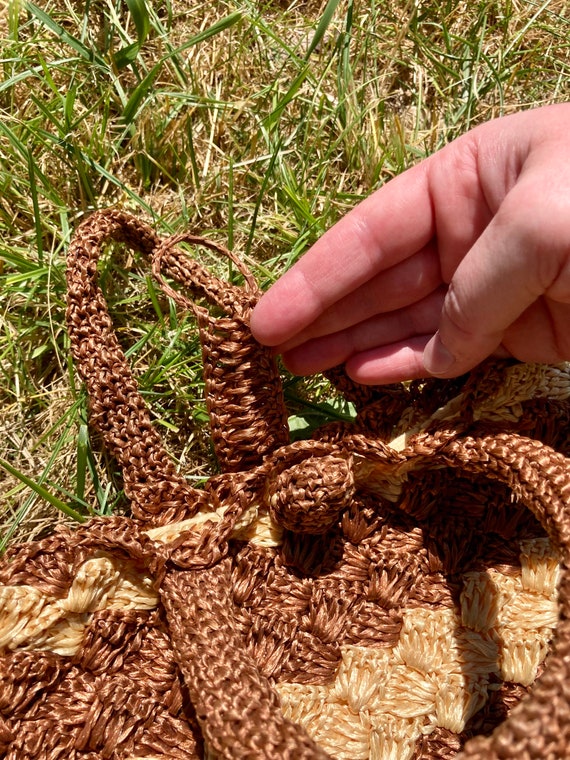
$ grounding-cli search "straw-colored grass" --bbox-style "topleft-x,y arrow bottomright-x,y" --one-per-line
1,0 -> 569,548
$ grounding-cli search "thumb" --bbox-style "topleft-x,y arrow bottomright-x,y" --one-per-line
422,273 -> 511,376
423,203 -> 547,377
423,319 -> 505,378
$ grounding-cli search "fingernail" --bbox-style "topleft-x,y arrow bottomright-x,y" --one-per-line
424,333 -> 456,376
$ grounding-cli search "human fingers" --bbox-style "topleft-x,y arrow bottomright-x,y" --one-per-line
250,161 -> 434,347
423,167 -> 570,377
277,242 -> 442,353
252,118 -> 505,350
501,299 -> 570,364
282,286 -> 445,377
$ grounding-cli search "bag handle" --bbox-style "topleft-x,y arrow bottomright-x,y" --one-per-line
444,432 -> 570,759
159,429 -> 570,759
66,209 -> 205,525
66,209 -> 290,520
152,232 -> 290,473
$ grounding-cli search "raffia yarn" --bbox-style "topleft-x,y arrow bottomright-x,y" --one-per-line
1,210 -> 570,760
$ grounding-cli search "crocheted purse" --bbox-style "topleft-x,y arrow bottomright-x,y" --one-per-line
1,209 -> 570,760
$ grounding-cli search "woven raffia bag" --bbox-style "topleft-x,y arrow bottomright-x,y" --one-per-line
2,209 -> 570,760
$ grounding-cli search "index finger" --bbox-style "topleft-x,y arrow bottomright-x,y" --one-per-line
250,160 -> 434,347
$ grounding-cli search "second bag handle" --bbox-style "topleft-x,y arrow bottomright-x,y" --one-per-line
66,209 -> 202,525
159,429 -> 570,760
66,209 -> 289,524
152,230 -> 290,473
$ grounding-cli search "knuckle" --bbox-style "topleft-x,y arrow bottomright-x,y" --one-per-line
442,283 -> 477,338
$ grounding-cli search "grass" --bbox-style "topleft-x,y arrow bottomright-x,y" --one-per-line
0,0 -> 569,549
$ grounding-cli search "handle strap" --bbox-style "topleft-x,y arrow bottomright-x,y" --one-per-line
446,433 -> 570,759
152,233 -> 289,472
160,429 -> 570,759
66,209 -> 203,525
66,209 -> 290,521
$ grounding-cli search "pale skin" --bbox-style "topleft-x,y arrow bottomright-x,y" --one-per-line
250,103 -> 570,384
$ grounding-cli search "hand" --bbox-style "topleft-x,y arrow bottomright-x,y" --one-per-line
250,103 -> 570,384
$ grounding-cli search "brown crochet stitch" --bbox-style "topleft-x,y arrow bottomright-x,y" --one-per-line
1,208 -> 570,759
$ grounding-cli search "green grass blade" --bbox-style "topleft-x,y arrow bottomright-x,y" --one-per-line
172,10 -> 242,53
262,64 -> 310,131
245,137 -> 283,257
122,66 -> 161,124
26,2 -> 108,69
113,42 -> 142,70
122,10 -> 242,124
305,0 -> 342,58
262,0 -> 342,131
126,0 -> 150,46
75,423 -> 89,504
27,150 -> 44,264
84,155 -> 156,216
0,457 -> 87,523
